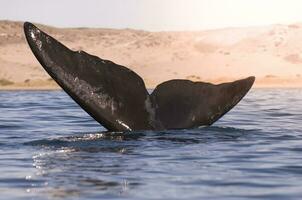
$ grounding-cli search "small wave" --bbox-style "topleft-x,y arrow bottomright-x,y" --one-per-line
200,126 -> 259,133
23,126 -> 258,152
24,132 -> 144,153
237,165 -> 302,176
0,178 -> 45,188
25,131 -> 143,144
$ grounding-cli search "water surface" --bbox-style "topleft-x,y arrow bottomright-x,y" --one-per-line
1,89 -> 302,199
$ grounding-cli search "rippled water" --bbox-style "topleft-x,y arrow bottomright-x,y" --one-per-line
1,89 -> 302,199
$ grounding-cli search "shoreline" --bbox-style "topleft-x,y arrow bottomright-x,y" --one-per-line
1,84 -> 302,91
1,76 -> 302,91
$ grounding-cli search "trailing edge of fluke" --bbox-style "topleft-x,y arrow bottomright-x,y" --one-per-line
23,22 -> 255,131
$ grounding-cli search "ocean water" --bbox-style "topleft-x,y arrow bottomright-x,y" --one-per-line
1,89 -> 302,200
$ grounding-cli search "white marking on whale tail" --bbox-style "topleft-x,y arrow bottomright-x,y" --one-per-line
30,31 -> 35,39
116,120 -> 132,131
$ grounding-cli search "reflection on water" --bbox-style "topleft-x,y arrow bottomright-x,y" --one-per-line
1,89 -> 302,199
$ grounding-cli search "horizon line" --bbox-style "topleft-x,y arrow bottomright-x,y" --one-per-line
1,19 -> 302,32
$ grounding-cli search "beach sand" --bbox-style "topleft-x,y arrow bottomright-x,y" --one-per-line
1,20 -> 302,90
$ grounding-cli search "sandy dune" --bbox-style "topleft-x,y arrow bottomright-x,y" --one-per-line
0,20 -> 302,89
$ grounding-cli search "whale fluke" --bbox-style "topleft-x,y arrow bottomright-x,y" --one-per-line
151,77 -> 255,129
24,22 -> 255,131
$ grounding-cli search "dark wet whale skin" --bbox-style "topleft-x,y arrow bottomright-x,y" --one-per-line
24,22 -> 255,131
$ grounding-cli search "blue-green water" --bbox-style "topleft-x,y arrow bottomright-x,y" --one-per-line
1,89 -> 302,199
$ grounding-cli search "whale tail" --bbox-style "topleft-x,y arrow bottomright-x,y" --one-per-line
24,22 -> 255,131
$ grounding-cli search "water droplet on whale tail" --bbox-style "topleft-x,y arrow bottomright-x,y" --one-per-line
24,22 -> 255,131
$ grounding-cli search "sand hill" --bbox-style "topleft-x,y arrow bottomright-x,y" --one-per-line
0,20 -> 302,89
